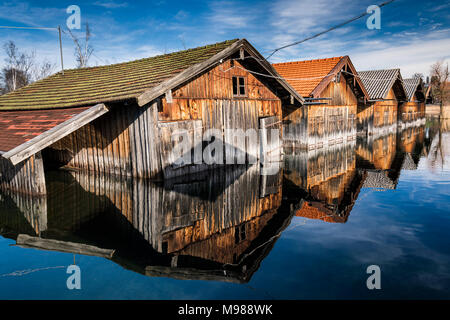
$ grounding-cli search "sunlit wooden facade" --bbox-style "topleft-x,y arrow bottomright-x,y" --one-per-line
357,69 -> 407,137
399,78 -> 426,128
274,56 -> 368,150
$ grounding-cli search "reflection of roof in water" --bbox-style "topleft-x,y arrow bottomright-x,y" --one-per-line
295,201 -> 347,223
401,153 -> 418,170
362,170 -> 397,189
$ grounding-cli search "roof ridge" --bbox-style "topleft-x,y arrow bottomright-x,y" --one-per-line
273,56 -> 343,65
58,39 -> 240,73
358,68 -> 400,73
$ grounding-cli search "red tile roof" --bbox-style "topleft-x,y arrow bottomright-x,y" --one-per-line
295,201 -> 346,223
273,57 -> 343,97
0,107 -> 90,152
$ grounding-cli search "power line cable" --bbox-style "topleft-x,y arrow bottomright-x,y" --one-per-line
265,0 -> 396,59
0,25 -> 57,31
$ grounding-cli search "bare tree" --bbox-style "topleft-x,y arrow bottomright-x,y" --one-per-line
2,41 -> 35,92
430,60 -> 449,119
0,68 -> 29,94
413,73 -> 424,81
0,41 -> 58,94
33,59 -> 56,81
67,22 -> 94,68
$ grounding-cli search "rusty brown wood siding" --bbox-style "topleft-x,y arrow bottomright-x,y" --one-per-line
0,151 -> 46,196
319,75 -> 358,106
159,59 -> 281,121
372,88 -> 398,127
399,92 -> 426,122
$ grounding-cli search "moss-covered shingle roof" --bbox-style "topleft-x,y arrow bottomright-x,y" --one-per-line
0,39 -> 239,110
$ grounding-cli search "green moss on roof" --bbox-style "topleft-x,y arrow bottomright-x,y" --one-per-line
0,39 -> 239,110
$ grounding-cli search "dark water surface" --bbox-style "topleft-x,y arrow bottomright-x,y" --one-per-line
0,120 -> 449,299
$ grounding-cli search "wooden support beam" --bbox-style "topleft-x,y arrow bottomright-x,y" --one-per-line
165,89 -> 173,103
2,103 -> 109,166
16,234 -> 115,259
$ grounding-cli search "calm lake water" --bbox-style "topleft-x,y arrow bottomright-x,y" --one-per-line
0,119 -> 449,300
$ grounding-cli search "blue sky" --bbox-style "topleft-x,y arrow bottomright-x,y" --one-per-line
0,0 -> 449,77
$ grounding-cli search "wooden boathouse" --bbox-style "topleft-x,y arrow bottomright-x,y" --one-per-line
273,56 -> 369,150
0,39 -> 303,196
399,78 -> 426,128
356,69 -> 407,137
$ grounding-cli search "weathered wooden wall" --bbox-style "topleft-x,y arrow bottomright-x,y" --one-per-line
283,74 -> 358,150
373,88 -> 398,129
45,58 -> 284,180
0,152 -> 46,196
159,60 -> 281,121
357,88 -> 399,137
356,104 -> 374,135
46,102 -> 163,180
398,92 -> 426,129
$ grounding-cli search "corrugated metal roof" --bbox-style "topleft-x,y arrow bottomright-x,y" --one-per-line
362,170 -> 397,189
358,69 -> 402,100
401,153 -> 417,170
403,78 -> 422,101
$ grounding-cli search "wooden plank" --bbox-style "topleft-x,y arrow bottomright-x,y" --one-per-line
16,234 -> 115,258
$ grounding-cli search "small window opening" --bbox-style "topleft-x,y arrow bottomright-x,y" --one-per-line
232,76 -> 246,97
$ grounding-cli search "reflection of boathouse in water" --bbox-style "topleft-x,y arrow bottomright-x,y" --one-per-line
0,165 -> 293,283
0,121 -> 429,281
356,126 -> 425,190
0,35 -> 432,283
284,141 -> 366,223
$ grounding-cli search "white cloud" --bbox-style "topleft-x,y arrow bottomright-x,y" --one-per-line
93,1 -> 129,9
0,2 -> 63,27
351,33 -> 450,77
207,1 -> 259,30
